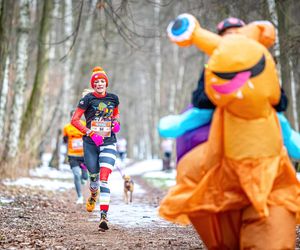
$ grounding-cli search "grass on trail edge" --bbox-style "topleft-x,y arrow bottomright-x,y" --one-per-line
142,176 -> 175,190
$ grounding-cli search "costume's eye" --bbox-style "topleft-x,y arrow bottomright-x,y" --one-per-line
213,55 -> 266,80
167,14 -> 195,42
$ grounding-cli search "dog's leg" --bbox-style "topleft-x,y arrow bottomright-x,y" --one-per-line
124,190 -> 129,204
124,190 -> 127,204
130,191 -> 132,203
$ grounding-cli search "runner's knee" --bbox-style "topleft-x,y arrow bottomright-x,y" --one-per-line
90,173 -> 99,191
72,166 -> 81,181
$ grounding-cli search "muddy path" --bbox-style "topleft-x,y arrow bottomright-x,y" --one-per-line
2,168 -> 300,250
0,173 -> 203,249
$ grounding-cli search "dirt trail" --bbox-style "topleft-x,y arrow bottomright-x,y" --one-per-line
2,172 -> 300,250
0,175 -> 203,250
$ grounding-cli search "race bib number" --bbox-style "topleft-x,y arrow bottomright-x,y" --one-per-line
91,120 -> 112,137
71,138 -> 83,150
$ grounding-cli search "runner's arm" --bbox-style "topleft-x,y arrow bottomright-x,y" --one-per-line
71,108 -> 89,134
62,126 -> 68,143
112,106 -> 120,133
112,106 -> 120,120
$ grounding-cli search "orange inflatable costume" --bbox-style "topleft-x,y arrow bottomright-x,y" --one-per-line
159,14 -> 300,249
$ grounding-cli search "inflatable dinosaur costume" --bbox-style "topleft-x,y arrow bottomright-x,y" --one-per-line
159,14 -> 300,249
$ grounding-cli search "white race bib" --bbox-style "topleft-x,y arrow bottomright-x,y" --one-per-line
91,120 -> 112,137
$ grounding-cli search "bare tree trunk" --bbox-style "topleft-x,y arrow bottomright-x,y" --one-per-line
175,59 -> 186,112
62,0 -> 73,122
286,0 -> 300,131
20,0 -> 54,152
3,0 -> 30,160
49,129 -> 61,169
0,0 -> 15,102
0,57 -> 9,142
73,1 -> 94,101
275,0 -> 297,128
168,45 -> 178,113
152,0 -> 161,158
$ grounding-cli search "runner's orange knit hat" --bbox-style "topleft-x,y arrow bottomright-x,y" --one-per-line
90,66 -> 109,88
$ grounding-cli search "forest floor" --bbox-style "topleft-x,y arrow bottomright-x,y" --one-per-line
1,163 -> 300,250
0,175 -> 203,250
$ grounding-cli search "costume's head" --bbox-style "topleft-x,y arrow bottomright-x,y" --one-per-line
90,66 -> 109,88
167,14 -> 280,118
217,17 -> 245,35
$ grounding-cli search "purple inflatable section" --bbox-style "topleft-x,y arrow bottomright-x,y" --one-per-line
176,124 -> 210,162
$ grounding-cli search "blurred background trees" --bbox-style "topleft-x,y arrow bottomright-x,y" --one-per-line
0,0 -> 299,176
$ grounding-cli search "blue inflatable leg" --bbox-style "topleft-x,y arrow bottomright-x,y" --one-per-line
277,112 -> 300,160
158,108 -> 213,138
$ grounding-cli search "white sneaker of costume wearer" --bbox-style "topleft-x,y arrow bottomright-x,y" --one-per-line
76,196 -> 84,204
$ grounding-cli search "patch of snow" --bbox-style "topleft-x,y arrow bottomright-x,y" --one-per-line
122,159 -> 163,176
3,178 -> 73,191
30,165 -> 73,179
109,171 -> 145,195
88,202 -> 173,228
2,156 -> 178,229
0,197 -> 14,204
143,169 -> 176,179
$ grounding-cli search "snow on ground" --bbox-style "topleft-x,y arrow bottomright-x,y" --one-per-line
2,157 -> 175,194
3,177 -> 74,191
1,156 -> 178,228
117,159 -> 177,188
89,200 -> 173,228
121,159 -> 163,176
90,164 -> 174,228
0,197 -> 14,204
29,164 -> 73,179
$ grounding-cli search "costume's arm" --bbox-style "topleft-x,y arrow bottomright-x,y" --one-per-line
158,107 -> 213,138
167,13 -> 221,56
238,21 -> 275,48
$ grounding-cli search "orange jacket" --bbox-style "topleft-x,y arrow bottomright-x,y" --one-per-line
63,121 -> 85,157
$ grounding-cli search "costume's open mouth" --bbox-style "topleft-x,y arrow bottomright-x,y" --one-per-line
211,55 -> 265,94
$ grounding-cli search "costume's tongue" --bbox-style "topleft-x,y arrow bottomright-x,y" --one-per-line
212,71 -> 251,94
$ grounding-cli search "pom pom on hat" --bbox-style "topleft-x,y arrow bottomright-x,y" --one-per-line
90,66 -> 109,88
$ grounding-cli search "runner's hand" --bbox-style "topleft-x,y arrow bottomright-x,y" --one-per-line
112,121 -> 120,133
88,131 -> 103,146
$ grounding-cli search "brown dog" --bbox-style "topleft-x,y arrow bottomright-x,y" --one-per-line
123,175 -> 134,204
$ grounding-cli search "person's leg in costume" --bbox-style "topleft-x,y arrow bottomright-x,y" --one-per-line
240,205 -> 296,250
189,206 -> 296,250
189,210 -> 242,250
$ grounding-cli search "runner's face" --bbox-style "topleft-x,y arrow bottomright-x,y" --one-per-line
93,79 -> 107,94
222,27 -> 240,36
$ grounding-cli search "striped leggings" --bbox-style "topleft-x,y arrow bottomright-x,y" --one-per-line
83,141 -> 117,213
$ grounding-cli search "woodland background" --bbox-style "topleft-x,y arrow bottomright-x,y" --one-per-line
0,0 -> 299,177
